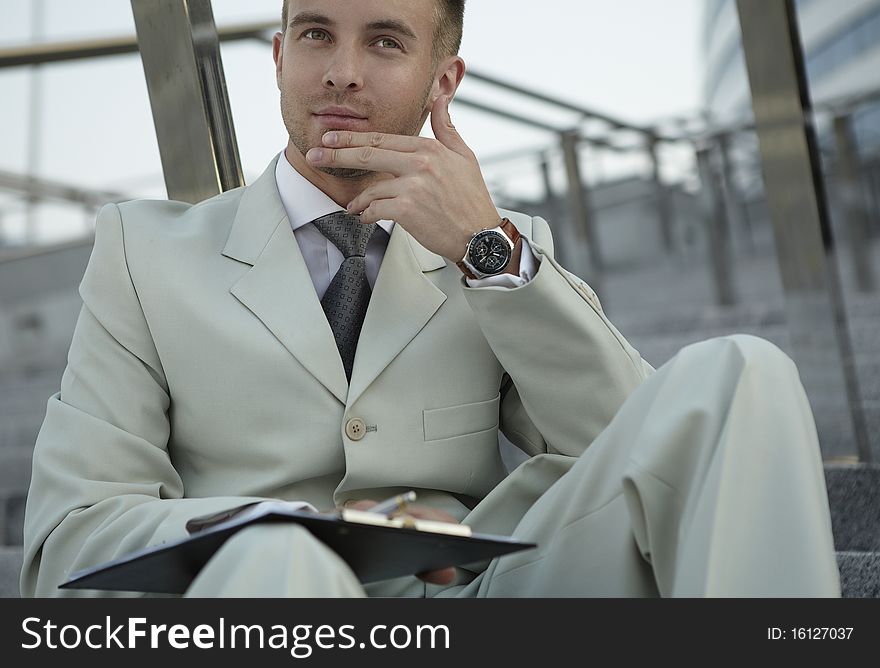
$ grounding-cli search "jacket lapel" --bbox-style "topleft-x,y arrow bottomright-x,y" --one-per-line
222,159 -> 348,404
346,224 -> 448,407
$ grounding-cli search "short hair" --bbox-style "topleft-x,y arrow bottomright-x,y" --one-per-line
281,0 -> 465,61
432,0 -> 465,61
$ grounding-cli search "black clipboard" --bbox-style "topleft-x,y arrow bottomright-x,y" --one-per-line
60,505 -> 536,594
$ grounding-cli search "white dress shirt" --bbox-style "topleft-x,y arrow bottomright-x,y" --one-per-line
274,152 -> 537,300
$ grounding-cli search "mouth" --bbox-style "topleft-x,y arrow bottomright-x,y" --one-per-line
313,115 -> 369,130
313,106 -> 368,130
315,106 -> 367,118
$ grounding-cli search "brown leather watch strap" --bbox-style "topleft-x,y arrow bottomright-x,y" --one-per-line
456,261 -> 478,280
457,218 -> 521,279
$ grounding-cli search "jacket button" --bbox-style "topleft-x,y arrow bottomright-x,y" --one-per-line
345,417 -> 367,441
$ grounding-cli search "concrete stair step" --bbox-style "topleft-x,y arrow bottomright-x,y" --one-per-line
0,374 -> 63,408
0,416 -> 45,450
0,545 -> 22,598
0,447 -> 32,491
0,448 -> 32,546
0,546 -> 876,598
837,551 -> 880,598
824,464 -> 880,552
0,455 -> 877,593
0,377 -> 57,450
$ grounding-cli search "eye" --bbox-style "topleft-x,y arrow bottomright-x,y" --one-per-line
302,29 -> 330,41
373,37 -> 402,50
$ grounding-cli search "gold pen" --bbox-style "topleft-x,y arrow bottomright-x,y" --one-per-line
367,491 -> 417,518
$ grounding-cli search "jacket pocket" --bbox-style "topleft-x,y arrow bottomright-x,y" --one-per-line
423,393 -> 501,442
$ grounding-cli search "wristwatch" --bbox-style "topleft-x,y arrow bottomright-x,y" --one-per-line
456,218 -> 521,280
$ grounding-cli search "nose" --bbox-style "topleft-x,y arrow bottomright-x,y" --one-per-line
323,44 -> 364,91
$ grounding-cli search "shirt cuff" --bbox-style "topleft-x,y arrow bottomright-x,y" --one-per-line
465,238 -> 539,289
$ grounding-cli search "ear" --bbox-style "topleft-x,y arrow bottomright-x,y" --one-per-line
272,32 -> 284,89
431,56 -> 466,106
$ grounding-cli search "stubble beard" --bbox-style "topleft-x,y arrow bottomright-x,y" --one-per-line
281,78 -> 434,180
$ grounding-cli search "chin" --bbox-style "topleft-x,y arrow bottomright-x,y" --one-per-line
319,166 -> 372,179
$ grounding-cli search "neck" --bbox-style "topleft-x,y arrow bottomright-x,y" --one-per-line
284,143 -> 378,208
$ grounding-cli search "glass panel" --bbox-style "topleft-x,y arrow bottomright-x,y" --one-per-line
0,0 -> 163,246
1,0 -> 873,461
455,1 -> 788,379
793,0 -> 880,458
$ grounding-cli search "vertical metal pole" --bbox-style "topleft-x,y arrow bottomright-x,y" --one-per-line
647,134 -> 674,254
560,130 -> 603,290
869,165 -> 880,230
539,154 -> 554,208
717,131 -> 755,252
25,0 -> 45,243
696,145 -> 737,307
538,154 -> 565,266
736,0 -> 870,461
833,114 -> 875,292
130,0 -> 244,203
83,205 -> 95,235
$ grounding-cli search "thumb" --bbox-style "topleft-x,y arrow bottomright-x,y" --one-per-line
431,95 -> 467,154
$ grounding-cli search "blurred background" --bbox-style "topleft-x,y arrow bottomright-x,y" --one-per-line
0,0 -> 878,596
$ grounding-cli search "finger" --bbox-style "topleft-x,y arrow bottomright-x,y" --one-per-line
306,146 -> 414,176
322,130 -> 425,153
343,499 -> 377,511
346,179 -> 401,215
336,499 -> 377,512
393,506 -> 458,524
430,95 -> 469,156
359,198 -> 398,225
417,567 -> 456,585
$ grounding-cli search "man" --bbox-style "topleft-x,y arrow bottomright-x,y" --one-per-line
21,0 -> 840,597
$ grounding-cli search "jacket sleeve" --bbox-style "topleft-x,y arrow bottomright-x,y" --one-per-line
21,204 -> 269,597
463,215 -> 655,459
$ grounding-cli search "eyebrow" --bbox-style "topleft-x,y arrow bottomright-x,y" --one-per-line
365,19 -> 418,41
289,12 -> 419,42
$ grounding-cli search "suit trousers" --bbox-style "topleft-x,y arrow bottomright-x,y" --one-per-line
184,335 -> 841,598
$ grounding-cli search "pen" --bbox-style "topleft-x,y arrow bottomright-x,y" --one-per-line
367,491 -> 417,518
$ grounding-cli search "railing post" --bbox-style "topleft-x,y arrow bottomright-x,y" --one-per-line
833,113 -> 876,292
560,130 -> 603,292
696,144 -> 737,307
130,0 -> 244,203
647,134 -> 674,254
736,0 -> 871,461
717,132 -> 755,252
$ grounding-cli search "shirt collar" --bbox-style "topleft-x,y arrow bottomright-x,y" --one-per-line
274,150 -> 394,236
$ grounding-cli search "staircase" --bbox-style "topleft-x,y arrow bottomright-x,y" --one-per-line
0,370 -> 46,597
0,368 -> 878,597
0,373 -> 41,597
827,464 -> 880,597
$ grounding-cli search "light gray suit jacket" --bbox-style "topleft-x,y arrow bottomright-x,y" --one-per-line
22,157 -> 653,597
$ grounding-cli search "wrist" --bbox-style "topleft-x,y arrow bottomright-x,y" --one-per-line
501,237 -> 524,276
456,218 -> 521,279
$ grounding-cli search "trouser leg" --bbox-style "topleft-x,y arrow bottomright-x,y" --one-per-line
438,335 -> 840,597
184,524 -> 367,597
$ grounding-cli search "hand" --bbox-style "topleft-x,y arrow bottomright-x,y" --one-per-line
339,499 -> 459,585
306,95 -> 502,262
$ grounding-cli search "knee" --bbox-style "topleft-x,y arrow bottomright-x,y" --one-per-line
656,335 -> 804,422
219,523 -> 325,563
724,333 -> 789,360
681,334 -> 796,379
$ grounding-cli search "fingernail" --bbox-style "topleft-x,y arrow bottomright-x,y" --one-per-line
307,148 -> 324,162
323,132 -> 338,146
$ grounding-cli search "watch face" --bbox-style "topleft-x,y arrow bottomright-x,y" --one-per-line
470,230 -> 511,274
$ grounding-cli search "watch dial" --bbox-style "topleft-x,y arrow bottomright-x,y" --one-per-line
472,233 -> 510,273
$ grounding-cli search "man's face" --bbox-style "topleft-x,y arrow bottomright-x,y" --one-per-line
275,0 -> 440,179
